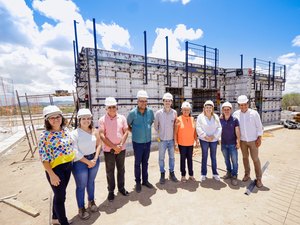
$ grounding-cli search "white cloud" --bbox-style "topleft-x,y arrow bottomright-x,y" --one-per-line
149,24 -> 203,62
86,20 -> 131,51
162,0 -> 191,5
278,53 -> 300,93
278,53 -> 297,65
0,0 -> 131,95
32,0 -> 81,23
292,35 -> 300,47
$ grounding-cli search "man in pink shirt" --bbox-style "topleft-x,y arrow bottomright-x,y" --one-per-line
99,97 -> 129,202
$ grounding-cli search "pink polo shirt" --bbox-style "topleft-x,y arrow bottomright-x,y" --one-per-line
98,113 -> 128,152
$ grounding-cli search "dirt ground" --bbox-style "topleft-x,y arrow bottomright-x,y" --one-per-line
0,128 -> 300,225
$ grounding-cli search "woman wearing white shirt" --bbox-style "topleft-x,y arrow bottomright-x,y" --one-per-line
196,100 -> 222,181
71,109 -> 101,220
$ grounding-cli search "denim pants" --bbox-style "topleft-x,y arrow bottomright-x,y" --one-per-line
132,141 -> 151,184
158,140 -> 175,173
104,150 -> 126,193
221,144 -> 238,177
200,140 -> 218,176
179,145 -> 194,177
72,153 -> 100,209
46,162 -> 72,225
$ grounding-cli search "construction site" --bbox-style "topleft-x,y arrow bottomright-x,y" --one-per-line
1,17 -> 300,225
74,28 -> 286,126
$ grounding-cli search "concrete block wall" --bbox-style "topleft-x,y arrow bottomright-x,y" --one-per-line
77,48 -> 284,125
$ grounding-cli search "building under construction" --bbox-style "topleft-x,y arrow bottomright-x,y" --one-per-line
74,41 -> 285,126
72,18 -> 286,126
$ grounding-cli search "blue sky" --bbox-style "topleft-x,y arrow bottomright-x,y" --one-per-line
0,0 -> 300,94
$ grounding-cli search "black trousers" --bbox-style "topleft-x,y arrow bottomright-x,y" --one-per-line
179,145 -> 194,177
104,150 -> 126,193
46,162 -> 72,225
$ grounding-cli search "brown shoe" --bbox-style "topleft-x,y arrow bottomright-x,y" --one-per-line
242,174 -> 250,182
256,179 -> 263,188
88,200 -> 98,212
231,176 -> 238,186
78,207 -> 90,220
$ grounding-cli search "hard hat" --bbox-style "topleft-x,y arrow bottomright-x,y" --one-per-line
43,105 -> 62,119
222,101 -> 232,109
77,108 -> 92,118
204,100 -> 214,107
237,95 -> 249,104
181,101 -> 191,109
136,90 -> 149,98
162,92 -> 173,100
105,97 -> 117,106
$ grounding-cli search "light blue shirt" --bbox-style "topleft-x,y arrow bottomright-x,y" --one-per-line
127,107 -> 154,143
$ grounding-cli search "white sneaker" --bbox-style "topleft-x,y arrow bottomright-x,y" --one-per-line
200,175 -> 206,181
213,175 -> 220,181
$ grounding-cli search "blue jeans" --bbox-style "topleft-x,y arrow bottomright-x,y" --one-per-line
158,140 -> 175,173
46,162 -> 72,225
200,140 -> 218,176
132,141 -> 151,184
72,153 -> 100,209
221,144 -> 238,177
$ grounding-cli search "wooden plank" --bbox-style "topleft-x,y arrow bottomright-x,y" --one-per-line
245,161 -> 270,195
3,198 -> 40,217
0,193 -> 17,202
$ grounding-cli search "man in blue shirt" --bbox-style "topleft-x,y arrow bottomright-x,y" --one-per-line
127,90 -> 154,193
220,101 -> 240,186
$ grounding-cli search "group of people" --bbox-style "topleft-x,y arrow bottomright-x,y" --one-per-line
38,90 -> 264,225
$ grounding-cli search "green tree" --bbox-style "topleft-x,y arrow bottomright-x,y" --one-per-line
282,93 -> 300,109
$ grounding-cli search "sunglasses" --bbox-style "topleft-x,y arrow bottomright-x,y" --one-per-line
48,115 -> 61,121
81,117 -> 91,120
108,106 -> 116,109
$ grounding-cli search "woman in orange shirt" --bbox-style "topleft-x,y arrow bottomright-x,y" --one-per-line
174,101 -> 199,182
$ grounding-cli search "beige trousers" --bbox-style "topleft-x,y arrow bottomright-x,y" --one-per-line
240,141 -> 262,179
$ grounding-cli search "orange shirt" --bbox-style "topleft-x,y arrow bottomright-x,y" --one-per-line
176,115 -> 196,146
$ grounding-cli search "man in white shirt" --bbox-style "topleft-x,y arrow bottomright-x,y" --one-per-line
233,95 -> 263,188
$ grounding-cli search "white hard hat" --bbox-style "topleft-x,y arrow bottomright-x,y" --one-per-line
77,108 -> 92,118
43,105 -> 62,119
136,90 -> 148,98
162,92 -> 173,100
181,101 -> 191,109
222,101 -> 232,109
105,97 -> 117,106
237,95 -> 249,104
204,100 -> 214,107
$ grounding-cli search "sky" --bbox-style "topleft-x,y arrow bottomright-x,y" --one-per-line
0,0 -> 300,95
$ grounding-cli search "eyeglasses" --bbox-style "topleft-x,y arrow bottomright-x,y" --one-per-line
48,115 -> 61,121
108,106 -> 116,109
138,100 -> 147,103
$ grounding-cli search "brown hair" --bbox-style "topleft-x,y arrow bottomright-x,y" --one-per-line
44,116 -> 67,131
78,118 -> 93,130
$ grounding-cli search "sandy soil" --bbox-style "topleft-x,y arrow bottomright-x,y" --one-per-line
0,128 -> 300,225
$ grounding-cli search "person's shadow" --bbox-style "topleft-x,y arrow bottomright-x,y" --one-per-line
155,178 -> 200,194
98,191 -> 132,214
129,185 -> 157,206
69,210 -> 100,225
199,178 -> 227,190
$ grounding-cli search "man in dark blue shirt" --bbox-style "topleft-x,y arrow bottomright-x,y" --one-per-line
220,101 -> 240,186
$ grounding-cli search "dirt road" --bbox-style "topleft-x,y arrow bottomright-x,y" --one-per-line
0,128 -> 299,225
